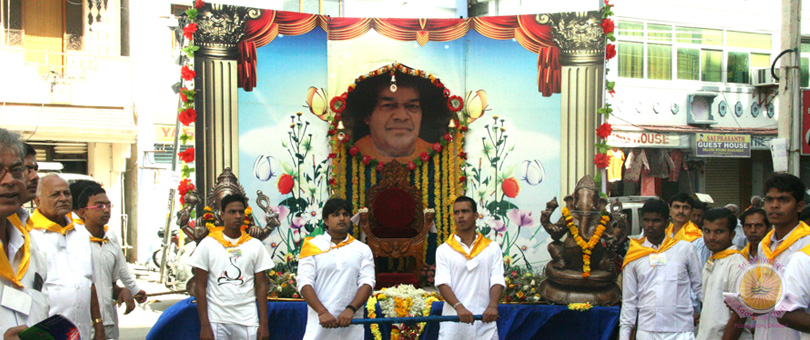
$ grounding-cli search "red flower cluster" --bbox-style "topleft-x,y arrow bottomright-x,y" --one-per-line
180,87 -> 189,103
420,152 -> 430,162
608,89 -> 616,97
179,108 -> 197,126
596,123 -> 613,139
407,161 -> 416,170
178,147 -> 195,163
605,44 -> 616,61
362,155 -> 372,166
349,146 -> 359,157
178,179 -> 195,205
277,174 -> 294,195
459,176 -> 467,183
432,143 -> 443,153
601,19 -> 615,35
330,96 -> 346,113
195,0 -> 205,9
181,66 -> 196,81
327,153 -> 337,159
594,153 -> 612,169
183,23 -> 198,40
376,162 -> 385,172
442,133 -> 453,142
447,95 -> 464,112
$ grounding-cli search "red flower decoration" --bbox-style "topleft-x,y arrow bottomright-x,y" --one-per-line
330,96 -> 346,113
605,44 -> 617,61
502,177 -> 520,198
442,88 -> 451,97
596,123 -> 613,139
420,152 -> 430,162
180,87 -> 189,103
362,155 -> 372,166
459,176 -> 467,183
334,114 -> 342,121
442,133 -> 453,142
178,147 -> 195,163
328,178 -> 337,186
341,134 -> 351,143
608,89 -> 616,97
277,174 -> 294,195
340,92 -> 348,99
604,0 -> 612,5
327,153 -> 337,159
460,126 -> 468,132
195,0 -> 205,9
183,23 -> 198,40
459,151 -> 468,159
178,179 -> 195,205
594,153 -> 612,169
349,146 -> 359,157
181,65 -> 196,81
407,161 -> 417,170
328,129 -> 336,135
447,95 -> 464,112
601,19 -> 615,35
433,80 -> 444,89
179,108 -> 197,126
432,143 -> 443,153
376,162 -> 385,172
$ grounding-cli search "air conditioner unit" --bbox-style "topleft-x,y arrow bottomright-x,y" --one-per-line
752,68 -> 779,86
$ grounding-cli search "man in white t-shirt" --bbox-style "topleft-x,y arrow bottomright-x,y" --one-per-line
297,198 -> 375,340
189,194 -> 272,340
776,243 -> 810,339
435,196 -> 505,340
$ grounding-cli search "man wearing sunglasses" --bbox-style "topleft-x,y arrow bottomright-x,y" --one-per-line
76,185 -> 147,340
0,128 -> 50,339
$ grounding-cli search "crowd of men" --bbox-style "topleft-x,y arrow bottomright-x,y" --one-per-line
620,173 -> 810,340
1,128 -> 146,340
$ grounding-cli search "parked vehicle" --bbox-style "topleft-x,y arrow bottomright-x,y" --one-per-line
608,196 -> 660,239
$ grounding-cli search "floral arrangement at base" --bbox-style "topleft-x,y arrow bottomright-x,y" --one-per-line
502,268 -> 544,304
568,302 -> 593,311
266,254 -> 300,299
367,284 -> 442,340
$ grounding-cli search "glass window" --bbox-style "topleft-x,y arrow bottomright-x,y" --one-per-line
801,58 -> 809,88
751,53 -> 770,69
727,52 -> 750,83
802,43 -> 810,53
617,21 -> 643,38
676,27 -> 723,46
648,24 -> 672,42
619,42 -> 644,78
727,31 -> 771,50
677,48 -> 700,80
648,44 -> 672,80
702,50 -> 723,82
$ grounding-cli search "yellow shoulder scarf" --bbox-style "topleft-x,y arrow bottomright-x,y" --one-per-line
800,243 -> 810,257
666,221 -> 703,242
445,233 -> 492,260
207,227 -> 253,248
622,236 -> 679,270
710,248 -> 742,261
1,213 -> 31,288
30,209 -> 74,235
740,243 -> 751,259
73,217 -> 109,244
299,234 -> 356,259
761,221 -> 810,262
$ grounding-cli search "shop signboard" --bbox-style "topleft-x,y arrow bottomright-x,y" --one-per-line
695,133 -> 750,158
802,90 -> 810,155
606,131 -> 690,149
155,125 -> 194,144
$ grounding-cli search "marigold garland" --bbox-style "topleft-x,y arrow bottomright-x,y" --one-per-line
352,156 -> 359,214
359,162 -> 366,213
339,145 -> 347,200
562,207 -> 609,278
433,155 -> 443,241
367,296 -> 382,340
203,205 -> 253,231
442,147 -> 451,237
370,163 -> 377,187
568,302 -> 593,311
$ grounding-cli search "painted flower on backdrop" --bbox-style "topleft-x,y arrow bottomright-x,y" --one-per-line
593,153 -> 611,169
178,147 -> 195,163
290,215 -> 307,230
304,204 -> 322,223
477,210 -> 506,233
507,209 -> 537,228
271,205 -> 290,222
277,174 -> 294,195
502,177 -> 520,198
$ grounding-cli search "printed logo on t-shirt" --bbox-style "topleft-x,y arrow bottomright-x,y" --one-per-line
217,248 -> 245,286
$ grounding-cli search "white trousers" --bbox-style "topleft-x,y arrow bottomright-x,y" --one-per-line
211,322 -> 258,340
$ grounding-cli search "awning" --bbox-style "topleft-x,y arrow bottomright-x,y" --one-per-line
0,103 -> 137,143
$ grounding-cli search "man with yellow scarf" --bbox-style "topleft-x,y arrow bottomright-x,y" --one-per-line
0,128 -> 49,339
696,208 -> 750,340
722,174 -> 810,340
620,199 -> 702,340
29,174 -> 104,340
297,198 -> 375,340
435,196 -> 505,340
189,194 -> 272,340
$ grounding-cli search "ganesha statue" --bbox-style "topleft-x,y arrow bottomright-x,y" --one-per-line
176,167 -> 280,243
538,176 -> 628,305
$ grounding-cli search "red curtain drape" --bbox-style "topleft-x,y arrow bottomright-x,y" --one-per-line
239,11 -> 561,96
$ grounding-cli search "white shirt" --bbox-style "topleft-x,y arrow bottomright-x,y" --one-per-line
435,234 -> 505,340
187,236 -> 273,327
29,214 -> 95,340
696,248 -> 751,340
753,225 -> 810,340
775,247 -> 810,340
0,210 -> 49,335
83,225 -> 140,335
620,240 -> 703,340
296,235 -> 375,340
734,224 -> 748,250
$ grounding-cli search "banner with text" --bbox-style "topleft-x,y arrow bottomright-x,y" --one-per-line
606,131 -> 690,149
695,133 -> 751,158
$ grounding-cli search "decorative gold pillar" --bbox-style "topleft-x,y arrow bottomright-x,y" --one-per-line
539,12 -> 605,196
193,4 -> 260,193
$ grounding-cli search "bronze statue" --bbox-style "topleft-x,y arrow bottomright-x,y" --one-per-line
538,176 -> 628,305
177,168 -> 280,243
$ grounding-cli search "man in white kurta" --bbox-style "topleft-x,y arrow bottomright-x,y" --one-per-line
776,243 -> 810,339
297,198 -> 374,340
621,199 -> 703,340
695,208 -> 751,340
435,196 -> 505,340
29,175 -> 100,339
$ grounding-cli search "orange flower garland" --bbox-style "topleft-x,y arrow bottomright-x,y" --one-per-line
561,207 -> 609,278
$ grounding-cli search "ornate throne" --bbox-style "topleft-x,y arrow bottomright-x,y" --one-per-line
359,161 -> 434,289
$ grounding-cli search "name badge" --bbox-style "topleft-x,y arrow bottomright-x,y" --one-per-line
1,286 -> 32,316
466,257 -> 479,271
227,248 -> 242,259
705,260 -> 715,272
649,253 -> 666,266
